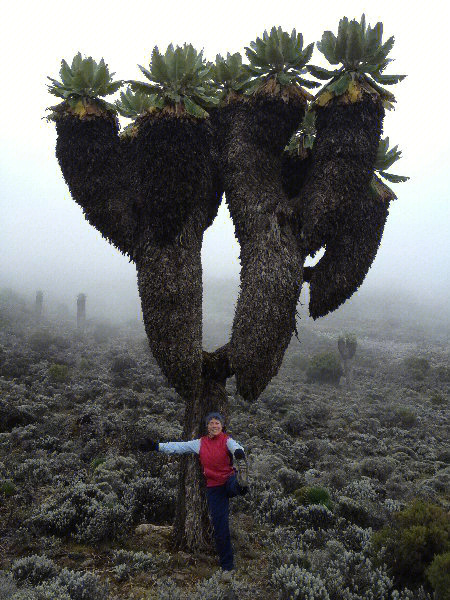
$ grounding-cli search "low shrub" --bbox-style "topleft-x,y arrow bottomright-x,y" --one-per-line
426,551 -> 450,600
371,499 -> 450,588
271,564 -> 330,600
29,482 -> 129,544
92,322 -> 117,344
430,392 -> 447,406
306,352 -> 343,384
0,479 -> 17,497
404,356 -> 430,381
278,467 -> 303,494
110,354 -> 136,374
112,549 -> 170,581
48,364 -> 70,383
394,407 -> 418,428
57,568 -> 109,600
123,476 -> 175,525
29,330 -> 54,353
293,486 -> 333,510
282,411 -> 307,436
11,555 -> 58,586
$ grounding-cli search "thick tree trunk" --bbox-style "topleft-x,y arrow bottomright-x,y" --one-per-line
172,345 -> 233,551
217,93 -> 306,402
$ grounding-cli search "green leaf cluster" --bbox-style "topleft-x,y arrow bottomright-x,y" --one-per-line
127,44 -> 219,118
309,15 -> 406,106
244,27 -> 319,93
115,88 -> 161,118
212,52 -> 253,98
47,53 -> 122,111
375,137 -> 409,183
285,110 -> 316,156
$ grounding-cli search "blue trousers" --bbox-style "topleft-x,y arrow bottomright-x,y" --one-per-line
206,473 -> 241,571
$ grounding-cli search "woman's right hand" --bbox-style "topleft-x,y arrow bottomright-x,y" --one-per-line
138,439 -> 159,452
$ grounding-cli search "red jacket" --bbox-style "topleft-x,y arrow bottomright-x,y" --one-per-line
199,432 -> 234,487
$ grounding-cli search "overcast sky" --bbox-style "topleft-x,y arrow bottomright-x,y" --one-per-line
1,0 -> 449,319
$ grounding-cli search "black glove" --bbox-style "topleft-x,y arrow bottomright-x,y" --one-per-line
234,449 -> 245,460
138,439 -> 158,452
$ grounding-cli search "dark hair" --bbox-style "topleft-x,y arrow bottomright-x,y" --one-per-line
204,412 -> 226,431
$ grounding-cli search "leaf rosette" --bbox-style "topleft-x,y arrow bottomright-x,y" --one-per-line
212,52 -> 254,100
127,44 -> 219,118
309,15 -> 406,109
243,27 -> 319,97
47,53 -> 122,118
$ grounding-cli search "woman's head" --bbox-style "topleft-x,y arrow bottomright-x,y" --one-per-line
205,412 -> 225,437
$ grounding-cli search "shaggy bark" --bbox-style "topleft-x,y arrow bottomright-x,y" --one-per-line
55,113 -> 136,256
217,94 -> 306,401
134,113 -> 221,398
307,182 -> 393,319
296,94 -> 384,258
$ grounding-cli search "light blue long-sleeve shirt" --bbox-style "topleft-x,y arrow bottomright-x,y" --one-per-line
158,436 -> 244,455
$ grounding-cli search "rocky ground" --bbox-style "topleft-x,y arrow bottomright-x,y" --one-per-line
0,287 -> 448,599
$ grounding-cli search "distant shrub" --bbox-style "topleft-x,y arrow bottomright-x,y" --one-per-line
426,552 -> 450,600
393,407 -> 418,428
289,353 -> 309,371
404,356 -> 430,381
11,555 -> 58,586
78,356 -> 93,372
278,467 -> 303,494
0,479 -> 17,497
15,458 -> 52,485
110,354 -> 136,374
92,322 -> 117,344
293,486 -> 333,510
0,354 -> 31,379
306,352 -> 343,384
435,365 -> 450,383
372,499 -> 450,587
360,457 -> 396,483
48,364 -> 70,383
90,457 -> 106,471
282,410 -> 307,436
336,496 -> 372,529
430,392 -> 447,406
29,330 -> 54,353
52,336 -> 71,350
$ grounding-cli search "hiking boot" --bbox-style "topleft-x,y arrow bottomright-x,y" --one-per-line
234,456 -> 249,489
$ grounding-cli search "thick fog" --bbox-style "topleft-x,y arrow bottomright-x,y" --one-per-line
1,0 -> 449,328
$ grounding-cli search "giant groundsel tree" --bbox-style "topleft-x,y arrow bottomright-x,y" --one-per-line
47,16 -> 406,551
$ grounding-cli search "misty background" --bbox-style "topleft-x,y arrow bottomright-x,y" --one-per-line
1,0 -> 449,333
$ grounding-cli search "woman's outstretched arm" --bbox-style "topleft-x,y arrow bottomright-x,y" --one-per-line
158,440 -> 201,454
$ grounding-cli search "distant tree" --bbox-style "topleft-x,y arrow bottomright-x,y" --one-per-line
35,291 -> 43,322
47,18 -> 405,551
338,333 -> 357,385
76,293 -> 86,331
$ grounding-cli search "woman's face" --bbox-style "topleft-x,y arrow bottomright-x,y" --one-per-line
207,418 -> 223,437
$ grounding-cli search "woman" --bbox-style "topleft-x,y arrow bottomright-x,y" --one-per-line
140,412 -> 248,572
